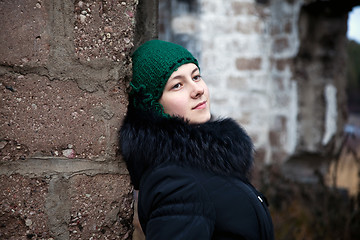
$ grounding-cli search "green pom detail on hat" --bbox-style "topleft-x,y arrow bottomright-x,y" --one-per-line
130,39 -> 199,117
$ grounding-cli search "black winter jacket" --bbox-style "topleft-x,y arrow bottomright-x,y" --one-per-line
119,106 -> 274,240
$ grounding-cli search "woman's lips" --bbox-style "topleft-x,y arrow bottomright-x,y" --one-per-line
193,101 -> 207,110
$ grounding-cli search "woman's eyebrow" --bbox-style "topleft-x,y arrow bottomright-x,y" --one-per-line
192,67 -> 199,74
170,67 -> 199,80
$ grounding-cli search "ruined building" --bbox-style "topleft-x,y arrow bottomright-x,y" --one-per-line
160,0 -> 358,177
1,0 -> 359,239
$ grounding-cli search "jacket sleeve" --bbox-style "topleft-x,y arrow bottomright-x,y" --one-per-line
138,165 -> 216,240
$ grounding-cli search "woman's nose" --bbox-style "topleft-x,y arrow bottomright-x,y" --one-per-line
190,82 -> 204,98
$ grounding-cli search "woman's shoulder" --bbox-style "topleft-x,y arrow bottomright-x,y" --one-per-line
138,164 -> 217,230
140,164 -> 208,194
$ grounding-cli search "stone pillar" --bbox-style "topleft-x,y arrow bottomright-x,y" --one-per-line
0,0 -> 158,239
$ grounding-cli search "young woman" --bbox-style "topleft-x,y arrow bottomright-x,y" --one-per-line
119,40 -> 274,240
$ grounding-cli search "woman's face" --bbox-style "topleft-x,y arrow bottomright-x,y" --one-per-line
159,63 -> 211,124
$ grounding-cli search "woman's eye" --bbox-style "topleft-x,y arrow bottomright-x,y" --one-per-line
193,75 -> 201,81
172,83 -> 181,89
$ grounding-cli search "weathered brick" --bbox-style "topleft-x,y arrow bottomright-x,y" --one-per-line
269,115 -> 287,147
172,16 -> 197,34
270,24 -> 282,36
236,20 -> 262,34
239,94 -> 268,111
69,174 -> 133,240
227,75 -> 248,90
205,17 -> 235,34
0,74 -> 127,159
284,21 -> 292,33
238,112 -> 252,125
73,0 -> 136,62
200,1 -> 219,14
236,58 -> 262,70
273,76 -> 285,91
0,0 -> 50,66
275,58 -> 292,71
269,130 -> 282,147
0,175 -> 50,239
270,149 -> 288,164
254,147 -> 266,164
273,93 -> 290,108
273,37 -> 290,53
251,146 -> 268,188
231,2 -> 257,16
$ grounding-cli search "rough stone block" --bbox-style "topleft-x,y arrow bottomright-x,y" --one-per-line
228,75 -> 268,92
270,21 -> 293,36
0,74 -> 127,160
284,21 -> 292,33
251,146 -> 268,188
0,0 -> 50,66
202,16 -> 235,35
254,147 -> 266,164
0,175 -> 50,239
239,94 -> 268,110
73,0 -> 135,62
272,92 -> 291,108
69,174 -> 133,240
236,57 -> 262,71
200,1 -> 219,14
269,130 -> 283,148
273,76 -> 285,91
227,76 -> 248,90
231,2 -> 257,16
172,16 -> 198,35
270,24 -> 282,36
269,115 -> 287,148
238,111 -> 252,125
270,149 -> 289,164
273,58 -> 292,71
272,37 -> 290,53
236,20 -> 262,34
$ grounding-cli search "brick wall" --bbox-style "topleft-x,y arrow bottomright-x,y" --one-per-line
159,0 -> 354,169
0,0 -> 157,239
197,0 -> 305,165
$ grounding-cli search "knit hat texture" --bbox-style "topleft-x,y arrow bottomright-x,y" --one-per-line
130,39 -> 199,116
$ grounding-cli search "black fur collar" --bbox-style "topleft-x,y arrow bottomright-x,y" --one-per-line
119,106 -> 254,189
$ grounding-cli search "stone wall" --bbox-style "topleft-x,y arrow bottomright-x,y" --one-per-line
1,0 -> 359,239
0,0 -> 157,239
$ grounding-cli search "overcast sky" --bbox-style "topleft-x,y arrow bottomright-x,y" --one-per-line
348,6 -> 360,43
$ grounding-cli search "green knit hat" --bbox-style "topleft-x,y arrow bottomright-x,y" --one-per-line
129,39 -> 199,117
